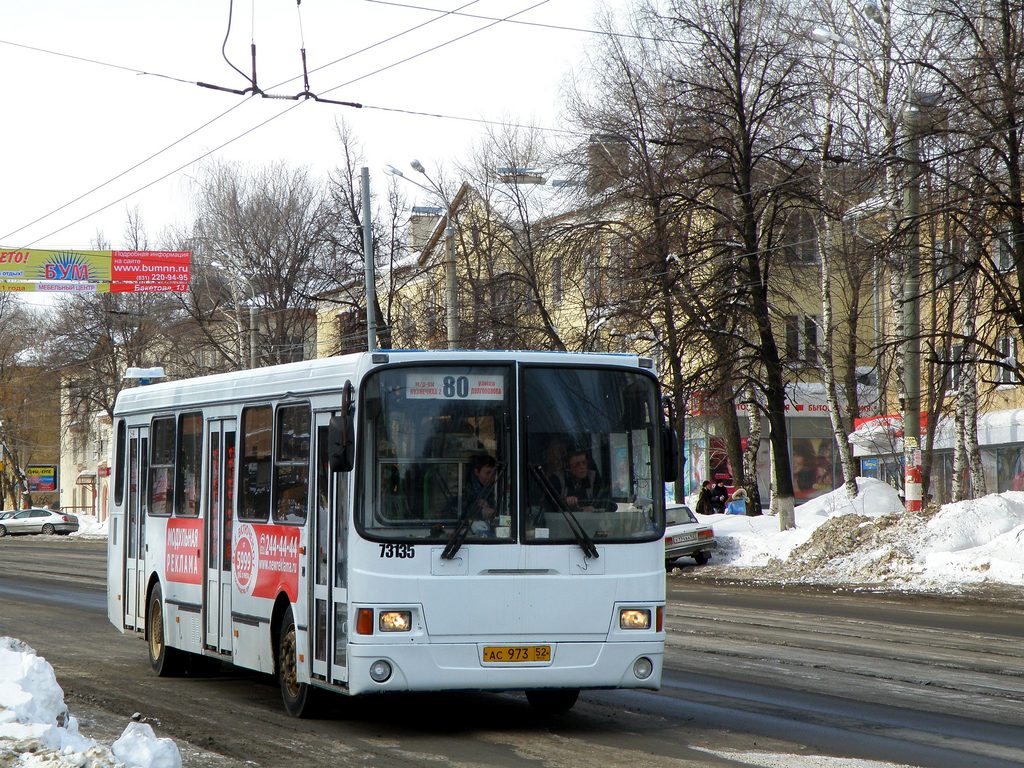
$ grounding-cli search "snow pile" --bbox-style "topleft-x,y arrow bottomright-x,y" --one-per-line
687,477 -> 1024,592
70,514 -> 108,539
0,637 -> 180,768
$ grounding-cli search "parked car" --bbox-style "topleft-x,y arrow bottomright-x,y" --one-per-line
664,503 -> 715,568
0,508 -> 79,537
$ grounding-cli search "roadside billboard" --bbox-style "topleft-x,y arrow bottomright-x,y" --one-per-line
26,465 -> 58,493
0,249 -> 190,292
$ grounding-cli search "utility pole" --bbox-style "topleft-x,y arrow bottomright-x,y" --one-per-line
249,305 -> 258,369
361,167 -> 378,351
445,221 -> 459,350
902,108 -> 922,512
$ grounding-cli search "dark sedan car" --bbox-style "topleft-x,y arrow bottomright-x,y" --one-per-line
0,508 -> 79,536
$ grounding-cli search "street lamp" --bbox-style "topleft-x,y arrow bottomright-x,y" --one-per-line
385,161 -> 460,349
210,257 -> 258,369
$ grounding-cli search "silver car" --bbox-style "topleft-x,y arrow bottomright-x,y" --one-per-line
0,508 -> 79,536
664,503 -> 716,568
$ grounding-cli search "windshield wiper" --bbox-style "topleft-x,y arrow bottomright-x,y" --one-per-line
440,509 -> 472,560
529,464 -> 599,559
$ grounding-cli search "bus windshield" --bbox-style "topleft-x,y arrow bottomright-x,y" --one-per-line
360,365 -> 513,542
522,366 -> 662,543
358,362 -> 662,545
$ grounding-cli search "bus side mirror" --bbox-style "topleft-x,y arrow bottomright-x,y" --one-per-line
328,414 -> 354,472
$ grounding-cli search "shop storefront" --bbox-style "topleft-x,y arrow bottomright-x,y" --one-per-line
685,383 -> 878,506
852,409 -> 1024,503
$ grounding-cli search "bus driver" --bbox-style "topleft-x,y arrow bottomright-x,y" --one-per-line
556,449 -> 610,512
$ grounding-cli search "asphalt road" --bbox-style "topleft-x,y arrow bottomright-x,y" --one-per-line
1,535 -> 1022,767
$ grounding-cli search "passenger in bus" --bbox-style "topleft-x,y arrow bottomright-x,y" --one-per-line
542,436 -> 568,491
276,478 -> 308,522
555,449 -> 611,512
452,453 -> 500,534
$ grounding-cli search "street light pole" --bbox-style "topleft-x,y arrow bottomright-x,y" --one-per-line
211,255 -> 259,369
361,166 -> 378,351
901,92 -> 945,512
249,305 -> 258,369
444,221 -> 459,350
402,159 -> 459,349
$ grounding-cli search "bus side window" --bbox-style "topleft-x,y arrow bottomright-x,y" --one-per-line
175,412 -> 203,517
113,420 -> 126,507
274,403 -> 311,524
240,405 -> 272,522
148,417 -> 175,516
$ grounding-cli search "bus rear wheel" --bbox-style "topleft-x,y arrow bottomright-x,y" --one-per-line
526,688 -> 579,714
148,584 -> 186,676
278,608 -> 314,717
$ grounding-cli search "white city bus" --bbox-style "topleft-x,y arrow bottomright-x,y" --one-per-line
107,350 -> 673,716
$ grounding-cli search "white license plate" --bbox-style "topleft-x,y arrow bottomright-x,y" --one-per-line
671,532 -> 697,544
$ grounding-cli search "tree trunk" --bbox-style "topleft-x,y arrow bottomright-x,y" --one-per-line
817,169 -> 858,500
742,387 -> 763,514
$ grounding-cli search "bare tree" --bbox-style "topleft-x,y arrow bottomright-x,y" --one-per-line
180,160 -> 343,368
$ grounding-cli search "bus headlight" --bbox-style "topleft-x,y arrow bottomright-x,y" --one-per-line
379,610 -> 412,632
619,608 -> 652,630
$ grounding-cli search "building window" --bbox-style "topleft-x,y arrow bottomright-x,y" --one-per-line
783,211 -> 817,264
949,343 -> 963,392
994,228 -> 1015,273
552,256 -> 563,305
804,316 -> 819,365
996,336 -> 1018,385
785,314 -> 820,363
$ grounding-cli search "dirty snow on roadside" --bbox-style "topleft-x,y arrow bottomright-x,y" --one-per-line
0,637 -> 180,768
683,477 -> 1024,592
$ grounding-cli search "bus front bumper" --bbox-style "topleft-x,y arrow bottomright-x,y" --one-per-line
344,640 -> 664,696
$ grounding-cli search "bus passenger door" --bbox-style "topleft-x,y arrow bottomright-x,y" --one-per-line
205,419 -> 236,653
123,426 -> 148,632
311,412 -> 348,684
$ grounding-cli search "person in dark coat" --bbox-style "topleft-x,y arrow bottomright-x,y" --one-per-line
694,480 -> 713,515
710,480 -> 729,514
554,449 -> 611,511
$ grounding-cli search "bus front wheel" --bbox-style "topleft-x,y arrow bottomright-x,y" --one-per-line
526,688 -> 579,714
148,584 -> 186,677
278,608 -> 314,717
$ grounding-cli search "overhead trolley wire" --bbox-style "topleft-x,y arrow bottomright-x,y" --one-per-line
5,0 -> 556,247
0,0 -> 489,244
